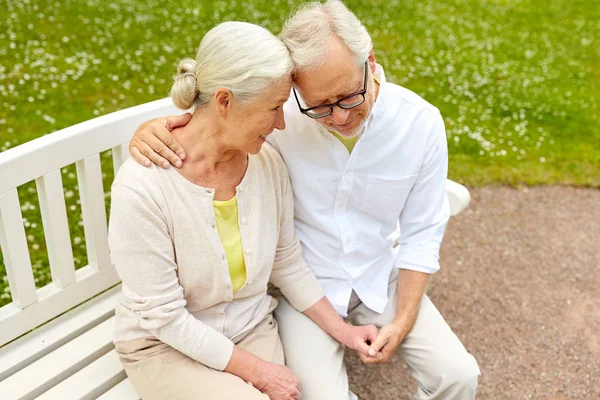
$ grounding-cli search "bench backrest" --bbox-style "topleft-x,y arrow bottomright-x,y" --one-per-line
0,98 -> 180,347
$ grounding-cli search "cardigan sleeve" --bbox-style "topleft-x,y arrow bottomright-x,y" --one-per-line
109,183 -> 234,371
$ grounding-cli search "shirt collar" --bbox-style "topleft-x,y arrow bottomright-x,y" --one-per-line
362,63 -> 386,133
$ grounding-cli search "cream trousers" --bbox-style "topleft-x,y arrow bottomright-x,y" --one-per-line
274,269 -> 481,400
115,312 -> 283,400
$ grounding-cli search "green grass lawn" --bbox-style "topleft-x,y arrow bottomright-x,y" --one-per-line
0,0 -> 598,305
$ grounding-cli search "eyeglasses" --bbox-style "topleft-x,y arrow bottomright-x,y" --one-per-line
293,60 -> 368,119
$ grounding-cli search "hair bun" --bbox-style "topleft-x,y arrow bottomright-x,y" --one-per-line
171,58 -> 198,109
177,58 -> 197,79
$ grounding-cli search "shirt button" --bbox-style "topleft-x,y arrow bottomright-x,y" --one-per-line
222,254 -> 226,260
220,312 -> 225,318
245,249 -> 252,255
238,186 -> 244,192
337,203 -> 343,209
346,238 -> 352,244
241,218 -> 247,224
248,280 -> 253,285
212,224 -> 216,229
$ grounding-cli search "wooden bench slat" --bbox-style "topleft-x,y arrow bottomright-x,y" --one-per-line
0,98 -> 180,195
76,154 -> 111,271
0,188 -> 38,309
36,170 -> 76,289
97,378 -> 139,400
111,143 -> 130,176
0,265 -> 121,346
36,350 -> 127,400
0,285 -> 120,381
0,316 -> 115,399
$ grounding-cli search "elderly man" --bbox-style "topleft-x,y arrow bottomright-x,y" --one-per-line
128,1 -> 480,399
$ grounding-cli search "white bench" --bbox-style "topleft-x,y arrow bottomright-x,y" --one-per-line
0,98 -> 470,399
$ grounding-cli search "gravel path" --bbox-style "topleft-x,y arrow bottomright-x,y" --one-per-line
346,186 -> 600,399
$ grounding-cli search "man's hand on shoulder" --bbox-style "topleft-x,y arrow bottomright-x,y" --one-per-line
129,113 -> 191,168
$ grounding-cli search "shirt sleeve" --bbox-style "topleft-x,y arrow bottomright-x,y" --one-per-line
395,110 -> 450,274
108,183 -> 234,371
269,170 -> 325,311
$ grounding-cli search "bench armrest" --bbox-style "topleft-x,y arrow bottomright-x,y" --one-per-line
446,179 -> 470,216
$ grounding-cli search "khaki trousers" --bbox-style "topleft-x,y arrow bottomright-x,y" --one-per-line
115,313 -> 283,400
274,269 -> 481,400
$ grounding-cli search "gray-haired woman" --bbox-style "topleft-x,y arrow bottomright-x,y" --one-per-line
108,22 -> 378,400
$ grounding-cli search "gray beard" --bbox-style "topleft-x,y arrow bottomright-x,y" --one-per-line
316,109 -> 372,139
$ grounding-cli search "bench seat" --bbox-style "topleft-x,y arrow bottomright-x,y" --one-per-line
0,286 -> 138,399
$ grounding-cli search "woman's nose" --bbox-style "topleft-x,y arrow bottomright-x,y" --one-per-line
274,107 -> 286,130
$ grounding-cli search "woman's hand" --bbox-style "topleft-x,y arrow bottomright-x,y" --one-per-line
129,113 -> 191,168
225,346 -> 299,399
254,360 -> 301,400
340,323 -> 379,358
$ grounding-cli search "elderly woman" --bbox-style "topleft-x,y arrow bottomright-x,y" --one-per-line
108,22 -> 377,400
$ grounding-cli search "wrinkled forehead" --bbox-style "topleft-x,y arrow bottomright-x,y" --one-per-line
250,75 -> 293,104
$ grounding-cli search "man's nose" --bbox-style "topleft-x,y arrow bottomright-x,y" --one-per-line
330,106 -> 351,125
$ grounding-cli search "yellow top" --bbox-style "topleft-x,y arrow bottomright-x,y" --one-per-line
213,196 -> 247,292
331,131 -> 359,153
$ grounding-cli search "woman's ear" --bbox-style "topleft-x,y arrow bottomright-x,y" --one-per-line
214,88 -> 233,118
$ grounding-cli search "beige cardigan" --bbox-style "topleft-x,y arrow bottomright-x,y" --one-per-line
108,144 -> 324,371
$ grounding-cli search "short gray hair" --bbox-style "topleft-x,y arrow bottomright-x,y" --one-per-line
171,22 -> 293,110
279,0 -> 372,72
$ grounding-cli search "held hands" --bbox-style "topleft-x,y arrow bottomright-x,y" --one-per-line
359,321 -> 409,364
339,323 -> 379,358
129,113 -> 190,169
254,360 -> 300,400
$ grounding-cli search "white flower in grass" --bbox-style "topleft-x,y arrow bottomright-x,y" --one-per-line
42,115 -> 56,124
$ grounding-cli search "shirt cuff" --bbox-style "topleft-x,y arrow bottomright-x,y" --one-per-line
395,246 -> 441,275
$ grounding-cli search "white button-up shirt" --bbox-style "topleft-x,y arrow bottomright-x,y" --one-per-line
268,65 -> 450,316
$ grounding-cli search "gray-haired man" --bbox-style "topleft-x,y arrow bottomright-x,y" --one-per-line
129,1 -> 480,399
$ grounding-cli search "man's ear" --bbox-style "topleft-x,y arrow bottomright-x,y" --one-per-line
368,50 -> 377,74
214,88 -> 233,118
